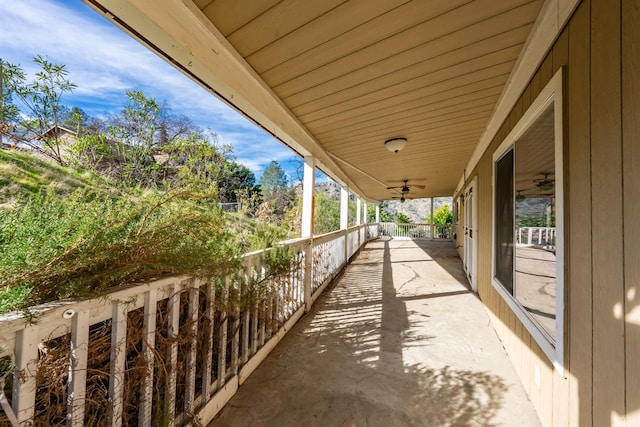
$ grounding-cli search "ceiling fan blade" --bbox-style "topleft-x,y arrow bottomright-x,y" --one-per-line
410,184 -> 426,189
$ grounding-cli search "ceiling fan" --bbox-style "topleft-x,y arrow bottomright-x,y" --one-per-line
387,180 -> 424,203
386,180 -> 425,194
533,172 -> 555,191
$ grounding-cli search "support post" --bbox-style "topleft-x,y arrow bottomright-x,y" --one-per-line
363,202 -> 368,224
301,156 -> 315,311
430,197 -> 435,239
356,198 -> 361,225
340,186 -> 349,263
375,205 -> 380,223
301,156 -> 315,238
340,186 -> 348,230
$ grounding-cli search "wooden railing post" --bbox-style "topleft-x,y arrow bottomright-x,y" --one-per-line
13,326 -> 38,425
304,239 -> 313,312
68,310 -> 89,426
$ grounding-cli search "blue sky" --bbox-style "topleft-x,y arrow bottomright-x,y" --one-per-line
0,0 -> 305,180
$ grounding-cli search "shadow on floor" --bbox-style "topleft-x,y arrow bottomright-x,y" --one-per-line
211,239 -> 536,427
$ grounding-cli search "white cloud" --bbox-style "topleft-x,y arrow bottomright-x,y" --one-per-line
0,0 -> 298,177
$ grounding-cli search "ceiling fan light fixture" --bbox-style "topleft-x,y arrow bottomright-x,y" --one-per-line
537,181 -> 554,191
384,137 -> 407,153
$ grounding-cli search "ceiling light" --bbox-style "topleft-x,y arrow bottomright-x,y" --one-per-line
384,137 -> 407,153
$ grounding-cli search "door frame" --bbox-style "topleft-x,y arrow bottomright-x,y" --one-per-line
464,176 -> 478,292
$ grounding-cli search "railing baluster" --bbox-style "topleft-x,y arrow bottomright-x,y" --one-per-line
202,284 -> 215,399
139,289 -> 157,426
165,284 -> 180,425
265,274 -> 273,341
258,260 -> 266,348
68,310 -> 89,426
184,283 -> 199,415
13,325 -> 39,425
217,278 -> 229,388
231,284 -> 240,377
250,260 -> 259,356
108,302 -> 127,427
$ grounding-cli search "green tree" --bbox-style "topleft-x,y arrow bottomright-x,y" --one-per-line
378,201 -> 394,222
60,106 -> 89,135
1,55 -> 77,164
0,59 -> 25,145
218,161 -> 260,204
259,160 -> 288,200
396,213 -> 412,224
430,204 -> 453,224
314,191 -> 340,234
258,160 -> 294,216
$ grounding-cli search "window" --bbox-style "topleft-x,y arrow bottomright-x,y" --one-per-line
492,69 -> 564,371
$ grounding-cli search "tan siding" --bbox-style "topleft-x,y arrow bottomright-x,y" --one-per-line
469,0 -> 640,424
591,0 -> 625,425
566,1 -> 592,425
550,27 -> 571,427
622,0 -> 640,425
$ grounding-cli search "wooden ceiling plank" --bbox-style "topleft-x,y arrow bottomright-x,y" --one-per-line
322,105 -> 495,150
318,95 -> 498,142
334,136 -> 481,157
290,43 -> 523,116
201,0 -> 280,36
245,0 -> 409,75
308,83 -> 505,135
314,88 -> 502,139
325,129 -> 484,156
331,128 -> 486,167
278,15 -> 533,101
331,127 -> 489,165
254,0 -> 468,78
302,67 -> 513,126
261,0 -> 538,87
227,0 -> 347,56
329,134 -> 482,160
193,0 -> 214,11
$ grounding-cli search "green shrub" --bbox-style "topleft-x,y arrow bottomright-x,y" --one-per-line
0,187 -> 240,312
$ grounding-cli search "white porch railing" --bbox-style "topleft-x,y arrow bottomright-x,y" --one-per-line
379,222 -> 454,239
516,226 -> 556,248
0,224 -> 376,426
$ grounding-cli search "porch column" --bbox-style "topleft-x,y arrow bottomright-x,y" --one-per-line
356,198 -> 361,225
340,186 -> 349,264
430,197 -> 435,239
340,186 -> 348,230
301,156 -> 315,238
301,156 -> 315,312
363,202 -> 368,224
375,204 -> 380,223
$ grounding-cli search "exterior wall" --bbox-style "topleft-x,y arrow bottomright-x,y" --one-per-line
458,0 -> 640,425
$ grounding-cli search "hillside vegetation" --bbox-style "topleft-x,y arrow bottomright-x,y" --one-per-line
0,149 -> 109,207
0,151 -> 290,314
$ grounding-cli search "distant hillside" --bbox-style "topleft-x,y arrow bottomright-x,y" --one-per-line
383,197 -> 452,223
314,182 -> 452,223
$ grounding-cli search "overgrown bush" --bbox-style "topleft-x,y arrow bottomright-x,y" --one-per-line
0,187 -> 240,313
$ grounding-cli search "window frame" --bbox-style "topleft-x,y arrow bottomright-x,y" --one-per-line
491,68 -> 565,374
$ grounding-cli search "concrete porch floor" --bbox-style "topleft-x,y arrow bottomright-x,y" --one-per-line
211,238 -> 541,427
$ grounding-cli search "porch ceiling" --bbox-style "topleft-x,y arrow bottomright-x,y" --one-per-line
86,0 -> 544,201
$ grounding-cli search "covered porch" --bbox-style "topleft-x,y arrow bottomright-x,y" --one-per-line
212,238 -> 540,426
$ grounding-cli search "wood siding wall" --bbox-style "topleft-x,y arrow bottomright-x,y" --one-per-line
461,0 -> 640,425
